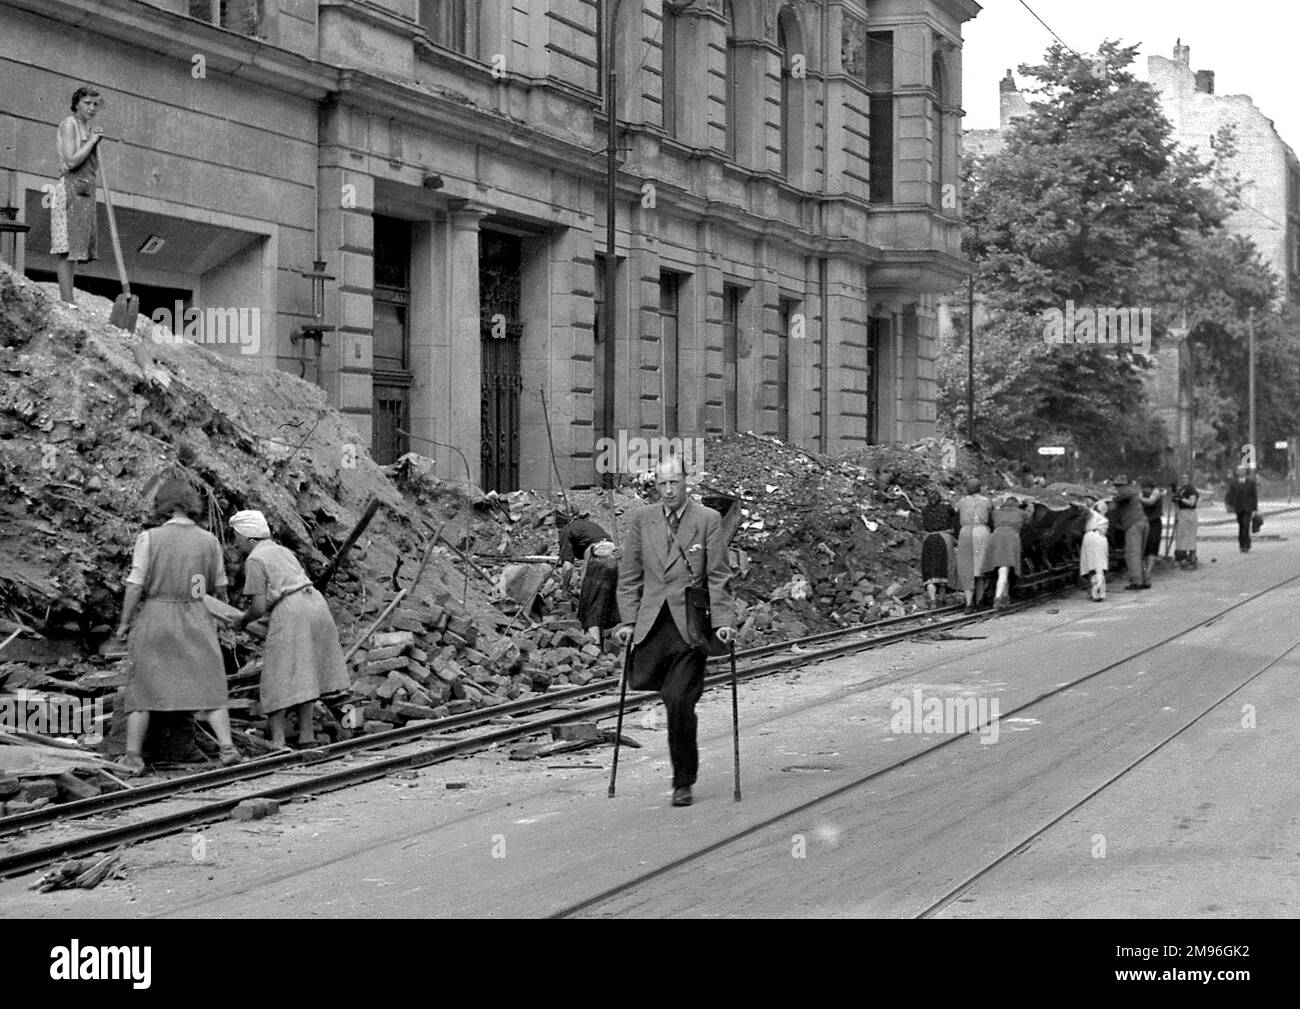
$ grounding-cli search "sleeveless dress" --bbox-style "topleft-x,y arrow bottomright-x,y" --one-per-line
243,541 -> 349,712
50,116 -> 99,262
124,522 -> 229,712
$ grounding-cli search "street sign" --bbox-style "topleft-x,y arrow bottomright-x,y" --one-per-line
1037,446 -> 1066,456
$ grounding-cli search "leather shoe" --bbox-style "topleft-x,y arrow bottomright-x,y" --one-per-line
671,786 -> 693,807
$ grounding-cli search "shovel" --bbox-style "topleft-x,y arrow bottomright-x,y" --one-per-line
95,148 -> 140,332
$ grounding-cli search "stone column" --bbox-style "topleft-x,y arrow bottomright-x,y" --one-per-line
317,153 -> 375,449
440,205 -> 488,486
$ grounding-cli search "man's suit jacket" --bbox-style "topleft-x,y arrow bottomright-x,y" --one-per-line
617,497 -> 735,647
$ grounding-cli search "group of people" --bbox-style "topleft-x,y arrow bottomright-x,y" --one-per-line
921,478 -> 1032,613
113,479 -> 348,776
923,467 -> 1263,609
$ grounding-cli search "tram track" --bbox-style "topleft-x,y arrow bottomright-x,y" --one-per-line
549,567 -> 1300,918
0,592 -> 1045,879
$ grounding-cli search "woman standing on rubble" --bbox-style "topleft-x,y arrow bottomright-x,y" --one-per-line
228,511 -> 349,749
112,479 -> 242,776
954,478 -> 992,612
51,86 -> 104,304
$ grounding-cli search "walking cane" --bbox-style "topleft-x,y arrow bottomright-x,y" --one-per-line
607,637 -> 632,798
730,639 -> 741,802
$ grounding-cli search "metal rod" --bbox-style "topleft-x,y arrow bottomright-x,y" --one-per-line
1248,306 -> 1256,465
967,265 -> 975,444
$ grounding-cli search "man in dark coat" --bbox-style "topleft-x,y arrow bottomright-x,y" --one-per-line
1224,467 -> 1259,553
614,456 -> 735,807
1112,475 -> 1150,590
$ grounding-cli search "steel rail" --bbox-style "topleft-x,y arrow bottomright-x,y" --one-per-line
0,603 -> 967,840
0,603 -> 1013,879
548,569 -> 1300,919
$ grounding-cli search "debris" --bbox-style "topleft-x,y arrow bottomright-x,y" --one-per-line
31,852 -> 122,892
232,797 -> 280,821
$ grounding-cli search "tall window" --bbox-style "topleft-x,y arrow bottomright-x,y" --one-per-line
372,216 -> 413,465
777,15 -> 791,178
662,9 -> 681,137
932,51 -> 947,208
419,0 -> 474,56
778,298 -> 798,440
867,317 -> 886,445
867,31 -> 895,204
723,284 -> 744,432
724,1 -> 738,159
660,272 -> 682,435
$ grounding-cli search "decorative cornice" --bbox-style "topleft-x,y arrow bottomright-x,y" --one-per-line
3,0 -> 332,98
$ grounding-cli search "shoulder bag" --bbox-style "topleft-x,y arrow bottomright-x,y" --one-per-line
673,531 -> 730,657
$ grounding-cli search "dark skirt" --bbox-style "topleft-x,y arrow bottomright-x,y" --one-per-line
577,553 -> 622,631
1144,517 -> 1163,557
921,531 -> 957,585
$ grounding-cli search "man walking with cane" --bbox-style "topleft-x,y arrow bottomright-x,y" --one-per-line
613,455 -> 735,807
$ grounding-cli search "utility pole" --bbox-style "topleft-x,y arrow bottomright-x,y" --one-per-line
966,265 -> 975,445
1248,306 -> 1256,469
600,0 -> 620,488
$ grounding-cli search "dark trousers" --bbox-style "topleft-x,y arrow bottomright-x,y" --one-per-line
1123,521 -> 1148,584
1236,510 -> 1252,551
630,603 -> 706,788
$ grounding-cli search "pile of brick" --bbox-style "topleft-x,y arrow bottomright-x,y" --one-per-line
344,590 -> 620,732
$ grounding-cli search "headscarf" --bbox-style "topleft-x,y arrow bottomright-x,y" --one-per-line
229,510 -> 271,539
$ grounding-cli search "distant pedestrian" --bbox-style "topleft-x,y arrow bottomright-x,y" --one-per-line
112,478 -> 241,776
1224,467 -> 1259,553
1173,475 -> 1200,568
1080,498 -> 1110,601
919,489 -> 959,610
984,495 -> 1028,608
614,456 -> 735,808
228,510 -> 350,749
1112,475 -> 1149,590
51,86 -> 104,304
955,478 -> 992,611
1138,477 -> 1164,584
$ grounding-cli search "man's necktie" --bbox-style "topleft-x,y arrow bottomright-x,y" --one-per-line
667,509 -> 680,555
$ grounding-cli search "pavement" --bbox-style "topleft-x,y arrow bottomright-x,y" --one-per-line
1,505 -> 1296,918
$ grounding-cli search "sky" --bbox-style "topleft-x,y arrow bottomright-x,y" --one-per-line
963,1 -> 1300,148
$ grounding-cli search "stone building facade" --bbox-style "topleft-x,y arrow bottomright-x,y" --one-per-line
1,0 -> 978,491
1149,41 -> 1300,304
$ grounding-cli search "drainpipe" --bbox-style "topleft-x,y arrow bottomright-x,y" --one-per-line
818,0 -> 832,453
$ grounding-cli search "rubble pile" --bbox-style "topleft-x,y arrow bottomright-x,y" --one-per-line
0,266 -> 619,763
697,434 -> 990,644
0,265 -> 1019,781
